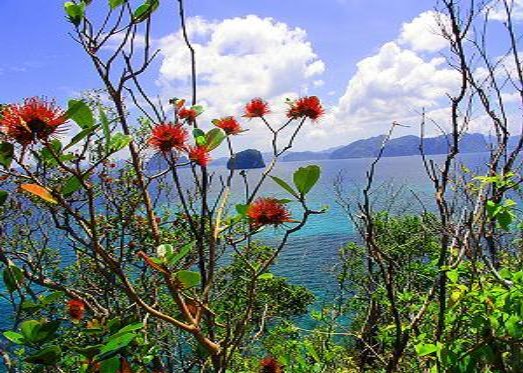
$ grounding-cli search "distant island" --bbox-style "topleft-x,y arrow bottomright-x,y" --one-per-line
147,133 -> 519,170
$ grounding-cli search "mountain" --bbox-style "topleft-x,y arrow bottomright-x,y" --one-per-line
330,133 -> 488,159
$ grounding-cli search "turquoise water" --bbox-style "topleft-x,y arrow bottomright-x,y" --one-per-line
0,153 -> 489,332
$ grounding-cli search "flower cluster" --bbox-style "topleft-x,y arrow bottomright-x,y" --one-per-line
260,357 -> 283,373
213,116 -> 243,135
67,299 -> 86,323
287,96 -> 324,121
247,198 -> 293,227
0,97 -> 67,146
243,98 -> 270,118
148,123 -> 188,153
178,107 -> 198,122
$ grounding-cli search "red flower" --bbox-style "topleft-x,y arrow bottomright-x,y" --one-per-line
67,299 -> 86,322
247,198 -> 293,227
260,357 -> 283,373
0,97 -> 67,145
287,96 -> 324,121
243,98 -> 270,118
149,123 -> 188,152
188,145 -> 211,166
213,116 -> 243,135
178,107 -> 198,122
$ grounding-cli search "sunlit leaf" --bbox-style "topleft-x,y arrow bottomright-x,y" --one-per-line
67,100 -> 94,129
205,128 -> 225,151
20,184 -> 58,204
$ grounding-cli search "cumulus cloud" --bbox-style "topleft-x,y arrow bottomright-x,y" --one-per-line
330,14 -> 460,140
398,11 -> 450,52
488,0 -> 523,21
157,15 -> 324,118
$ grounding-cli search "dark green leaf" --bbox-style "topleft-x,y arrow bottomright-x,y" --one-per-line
269,176 -> 299,199
61,175 -> 84,196
25,345 -> 62,366
100,356 -> 120,373
3,265 -> 24,293
0,191 -> 8,206
64,124 -> 100,151
0,142 -> 14,169
235,203 -> 248,216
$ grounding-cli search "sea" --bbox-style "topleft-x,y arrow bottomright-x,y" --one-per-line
0,153 -> 491,334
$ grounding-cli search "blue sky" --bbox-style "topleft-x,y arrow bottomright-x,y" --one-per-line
0,0 -> 520,151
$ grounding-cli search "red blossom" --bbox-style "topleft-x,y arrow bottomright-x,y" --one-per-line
0,97 -> 67,145
67,299 -> 86,322
149,123 -> 188,152
178,107 -> 198,122
243,98 -> 270,118
260,357 -> 283,373
188,145 -> 211,167
247,198 -> 293,227
287,96 -> 324,121
213,116 -> 243,135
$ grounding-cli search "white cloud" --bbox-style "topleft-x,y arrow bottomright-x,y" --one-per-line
398,11 -> 450,53
331,41 -> 459,139
488,0 -> 523,21
157,15 -> 324,119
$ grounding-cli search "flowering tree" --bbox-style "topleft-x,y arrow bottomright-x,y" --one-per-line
0,1 -> 325,371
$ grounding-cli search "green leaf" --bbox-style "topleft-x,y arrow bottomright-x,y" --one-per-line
133,1 -> 156,23
20,320 -> 41,342
64,124 -> 100,151
0,142 -> 14,169
415,343 -> 440,356
41,291 -> 64,305
25,345 -> 62,366
258,273 -> 274,280
270,176 -> 299,199
174,270 -> 201,289
109,322 -> 144,340
205,128 -> 225,151
96,333 -> 136,360
446,269 -> 459,284
3,331 -> 25,344
100,356 -> 120,373
74,344 -> 102,359
0,191 -> 8,206
235,203 -> 248,216
191,105 -> 204,115
99,106 -> 112,153
293,165 -> 320,196
109,0 -> 125,9
40,139 -> 63,166
166,243 -> 192,266
67,100 -> 94,129
32,320 -> 61,343
109,133 -> 132,153
64,2 -> 85,26
3,265 -> 24,292
61,176 -> 83,196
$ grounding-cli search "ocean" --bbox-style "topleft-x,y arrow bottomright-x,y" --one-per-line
0,153 -> 489,332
